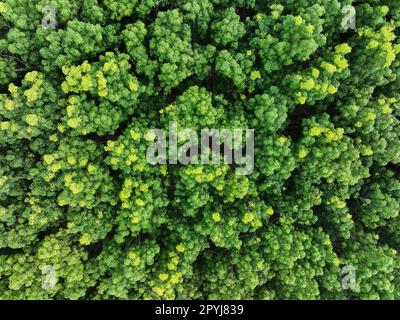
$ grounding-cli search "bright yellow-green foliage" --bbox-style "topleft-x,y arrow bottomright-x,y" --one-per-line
0,0 -> 399,301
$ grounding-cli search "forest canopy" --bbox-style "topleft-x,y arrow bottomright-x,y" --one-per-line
0,0 -> 399,300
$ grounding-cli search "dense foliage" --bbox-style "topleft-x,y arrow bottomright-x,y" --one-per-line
0,0 -> 399,300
